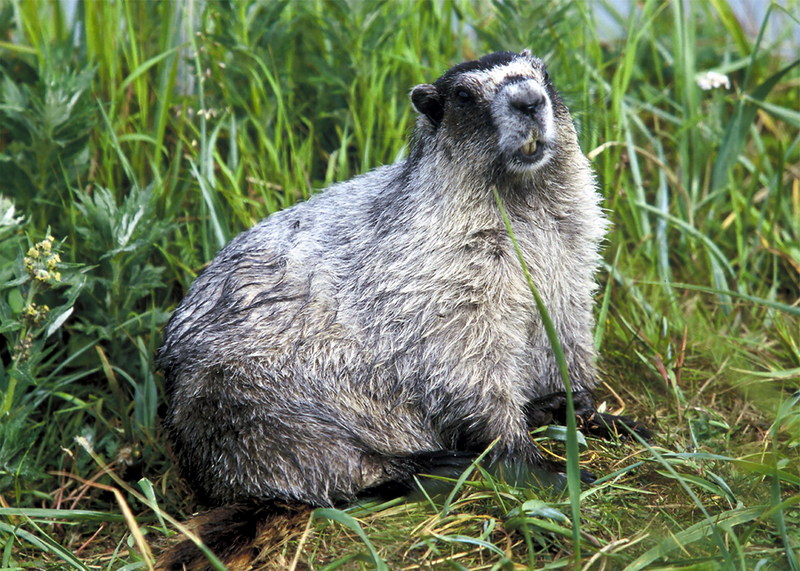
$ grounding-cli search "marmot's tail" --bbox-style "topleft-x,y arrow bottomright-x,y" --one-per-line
156,501 -> 312,570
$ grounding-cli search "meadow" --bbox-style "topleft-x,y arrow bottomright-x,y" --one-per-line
0,0 -> 798,568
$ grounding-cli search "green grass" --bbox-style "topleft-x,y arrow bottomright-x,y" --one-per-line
1,0 -> 798,568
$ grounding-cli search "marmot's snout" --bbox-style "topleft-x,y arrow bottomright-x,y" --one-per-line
508,83 -> 546,119
494,78 -> 554,167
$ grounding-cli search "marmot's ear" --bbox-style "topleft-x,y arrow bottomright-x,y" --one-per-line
411,84 -> 443,126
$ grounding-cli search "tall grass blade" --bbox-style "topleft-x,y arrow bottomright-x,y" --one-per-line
0,520 -> 88,570
711,5 -> 800,192
769,392 -> 800,571
624,506 -> 764,571
656,282 -> 800,317
493,187 -> 583,562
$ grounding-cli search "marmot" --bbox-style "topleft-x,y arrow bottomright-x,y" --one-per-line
157,50 -> 644,568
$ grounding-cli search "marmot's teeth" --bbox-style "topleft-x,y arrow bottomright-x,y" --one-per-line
522,138 -> 538,156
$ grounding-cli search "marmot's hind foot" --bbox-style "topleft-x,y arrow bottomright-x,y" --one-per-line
525,390 -> 651,441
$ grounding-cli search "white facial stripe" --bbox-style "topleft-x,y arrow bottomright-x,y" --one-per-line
462,59 -> 544,92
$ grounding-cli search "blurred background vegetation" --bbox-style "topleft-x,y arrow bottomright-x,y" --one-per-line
0,0 -> 798,568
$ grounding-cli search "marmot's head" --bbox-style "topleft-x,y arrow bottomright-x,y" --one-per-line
410,50 -> 578,184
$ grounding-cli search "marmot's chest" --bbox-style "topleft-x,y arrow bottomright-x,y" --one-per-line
456,220 -> 575,298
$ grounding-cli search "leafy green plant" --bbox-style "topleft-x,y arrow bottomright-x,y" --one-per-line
0,54 -> 96,230
0,200 -> 88,500
71,183 -> 170,435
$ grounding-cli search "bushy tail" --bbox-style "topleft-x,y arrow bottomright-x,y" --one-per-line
157,502 -> 312,571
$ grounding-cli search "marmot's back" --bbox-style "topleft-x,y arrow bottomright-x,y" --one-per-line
159,51 -> 614,516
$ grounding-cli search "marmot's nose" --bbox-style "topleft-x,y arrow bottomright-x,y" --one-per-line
510,89 -> 545,118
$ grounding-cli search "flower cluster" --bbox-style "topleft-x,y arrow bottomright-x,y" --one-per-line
696,70 -> 731,91
24,235 -> 62,283
14,303 -> 50,361
13,334 -> 34,361
21,302 -> 50,326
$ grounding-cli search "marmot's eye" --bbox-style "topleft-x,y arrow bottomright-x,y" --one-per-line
455,88 -> 473,105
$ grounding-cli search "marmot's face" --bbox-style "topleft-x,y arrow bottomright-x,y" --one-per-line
412,50 -> 571,179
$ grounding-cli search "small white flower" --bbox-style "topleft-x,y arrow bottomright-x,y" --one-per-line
697,71 -> 730,90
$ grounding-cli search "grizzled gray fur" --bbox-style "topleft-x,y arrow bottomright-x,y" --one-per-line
158,50 -> 614,508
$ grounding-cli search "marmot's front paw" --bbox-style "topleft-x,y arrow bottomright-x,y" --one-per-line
492,458 -> 597,490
